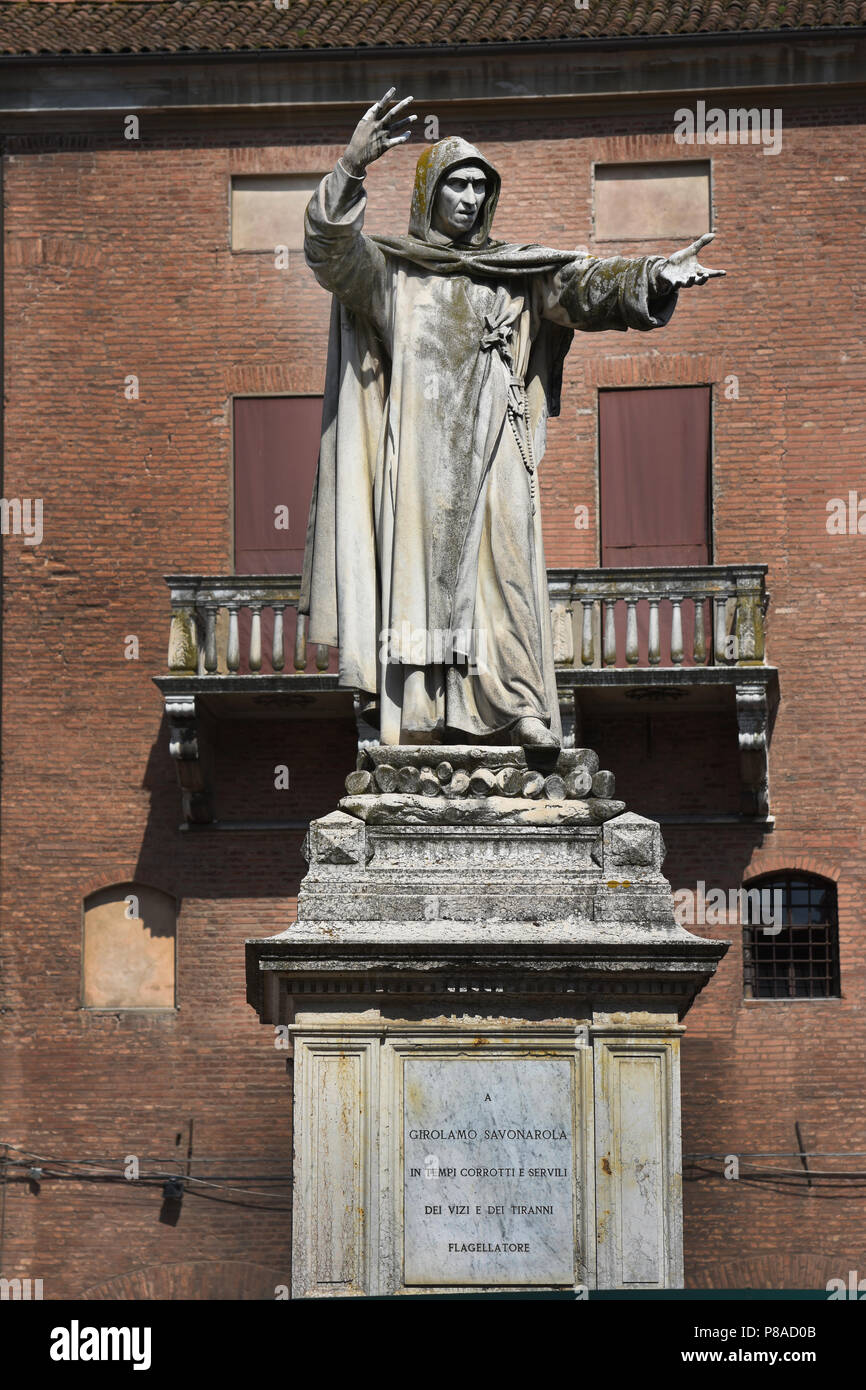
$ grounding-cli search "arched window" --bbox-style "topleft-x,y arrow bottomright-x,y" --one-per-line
742,872 -> 840,1000
82,883 -> 177,1009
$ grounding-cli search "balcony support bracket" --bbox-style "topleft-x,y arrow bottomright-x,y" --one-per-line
735,682 -> 770,819
165,694 -> 215,826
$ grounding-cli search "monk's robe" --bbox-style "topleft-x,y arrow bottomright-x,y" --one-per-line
301,137 -> 678,745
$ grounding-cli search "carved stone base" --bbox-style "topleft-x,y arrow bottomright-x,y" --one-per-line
246,745 -> 728,1296
342,744 -> 620,821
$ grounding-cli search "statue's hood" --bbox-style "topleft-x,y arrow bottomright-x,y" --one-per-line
408,137 -> 501,247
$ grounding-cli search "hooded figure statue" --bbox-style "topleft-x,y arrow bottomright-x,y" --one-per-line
301,132 -> 681,746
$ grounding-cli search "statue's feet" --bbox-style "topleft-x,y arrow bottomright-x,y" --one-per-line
512,717 -> 560,749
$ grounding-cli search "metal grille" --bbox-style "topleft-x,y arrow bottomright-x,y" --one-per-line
743,874 -> 840,1000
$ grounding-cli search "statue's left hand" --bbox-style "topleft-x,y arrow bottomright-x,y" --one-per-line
656,232 -> 726,290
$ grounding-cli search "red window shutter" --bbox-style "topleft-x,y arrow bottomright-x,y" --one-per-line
599,386 -> 711,566
233,395 -> 323,575
598,386 -> 712,665
232,395 -> 326,673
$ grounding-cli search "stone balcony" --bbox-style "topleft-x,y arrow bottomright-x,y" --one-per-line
155,565 -> 777,826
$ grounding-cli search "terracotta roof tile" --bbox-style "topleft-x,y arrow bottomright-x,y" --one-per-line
0,0 -> 862,58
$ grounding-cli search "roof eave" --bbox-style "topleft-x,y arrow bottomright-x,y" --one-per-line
1,26 -> 865,65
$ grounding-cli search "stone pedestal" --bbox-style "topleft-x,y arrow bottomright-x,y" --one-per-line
246,746 -> 727,1297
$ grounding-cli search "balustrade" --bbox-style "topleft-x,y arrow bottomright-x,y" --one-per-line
547,566 -> 767,670
166,566 -> 768,678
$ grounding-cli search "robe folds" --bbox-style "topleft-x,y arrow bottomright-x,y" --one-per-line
300,138 -> 678,745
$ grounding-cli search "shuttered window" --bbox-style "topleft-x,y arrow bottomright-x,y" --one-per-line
233,395 -> 323,575
232,395 -> 324,673
599,386 -> 711,665
599,385 -> 711,567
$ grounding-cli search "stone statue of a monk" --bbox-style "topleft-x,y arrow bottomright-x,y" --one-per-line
300,90 -> 723,748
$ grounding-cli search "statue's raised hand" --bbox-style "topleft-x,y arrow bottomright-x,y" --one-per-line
342,89 -> 416,176
656,232 -> 726,291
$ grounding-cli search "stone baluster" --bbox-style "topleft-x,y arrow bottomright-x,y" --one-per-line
647,598 -> 661,666
625,597 -> 639,666
692,596 -> 707,665
670,595 -> 684,665
227,604 -> 241,672
316,643 -> 330,671
714,593 -> 729,664
294,612 -> 308,671
735,573 -> 765,665
272,605 -> 286,672
203,603 -> 219,673
581,597 -> 596,667
549,595 -> 575,668
249,603 -> 263,673
167,603 -> 199,675
602,598 -> 617,667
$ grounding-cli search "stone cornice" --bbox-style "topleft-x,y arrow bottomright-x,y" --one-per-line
1,32 -> 864,132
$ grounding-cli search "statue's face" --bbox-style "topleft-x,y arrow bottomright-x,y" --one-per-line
430,164 -> 488,241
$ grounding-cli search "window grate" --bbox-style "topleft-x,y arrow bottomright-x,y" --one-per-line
742,874 -> 840,1000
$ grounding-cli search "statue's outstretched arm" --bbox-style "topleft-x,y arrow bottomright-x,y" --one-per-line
538,232 -> 724,334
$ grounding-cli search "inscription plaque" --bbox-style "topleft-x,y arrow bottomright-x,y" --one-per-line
403,1056 -> 575,1286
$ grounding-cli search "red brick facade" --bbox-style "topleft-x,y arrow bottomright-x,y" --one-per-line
2,55 -> 865,1295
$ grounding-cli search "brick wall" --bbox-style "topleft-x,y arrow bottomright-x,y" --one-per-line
2,93 -> 864,1294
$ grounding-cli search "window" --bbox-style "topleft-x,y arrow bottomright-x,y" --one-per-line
233,395 -> 323,575
594,161 -> 711,241
743,873 -> 840,1000
232,394 -> 325,673
599,386 -> 712,567
231,174 -> 325,251
598,385 -> 712,664
82,884 -> 177,1009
